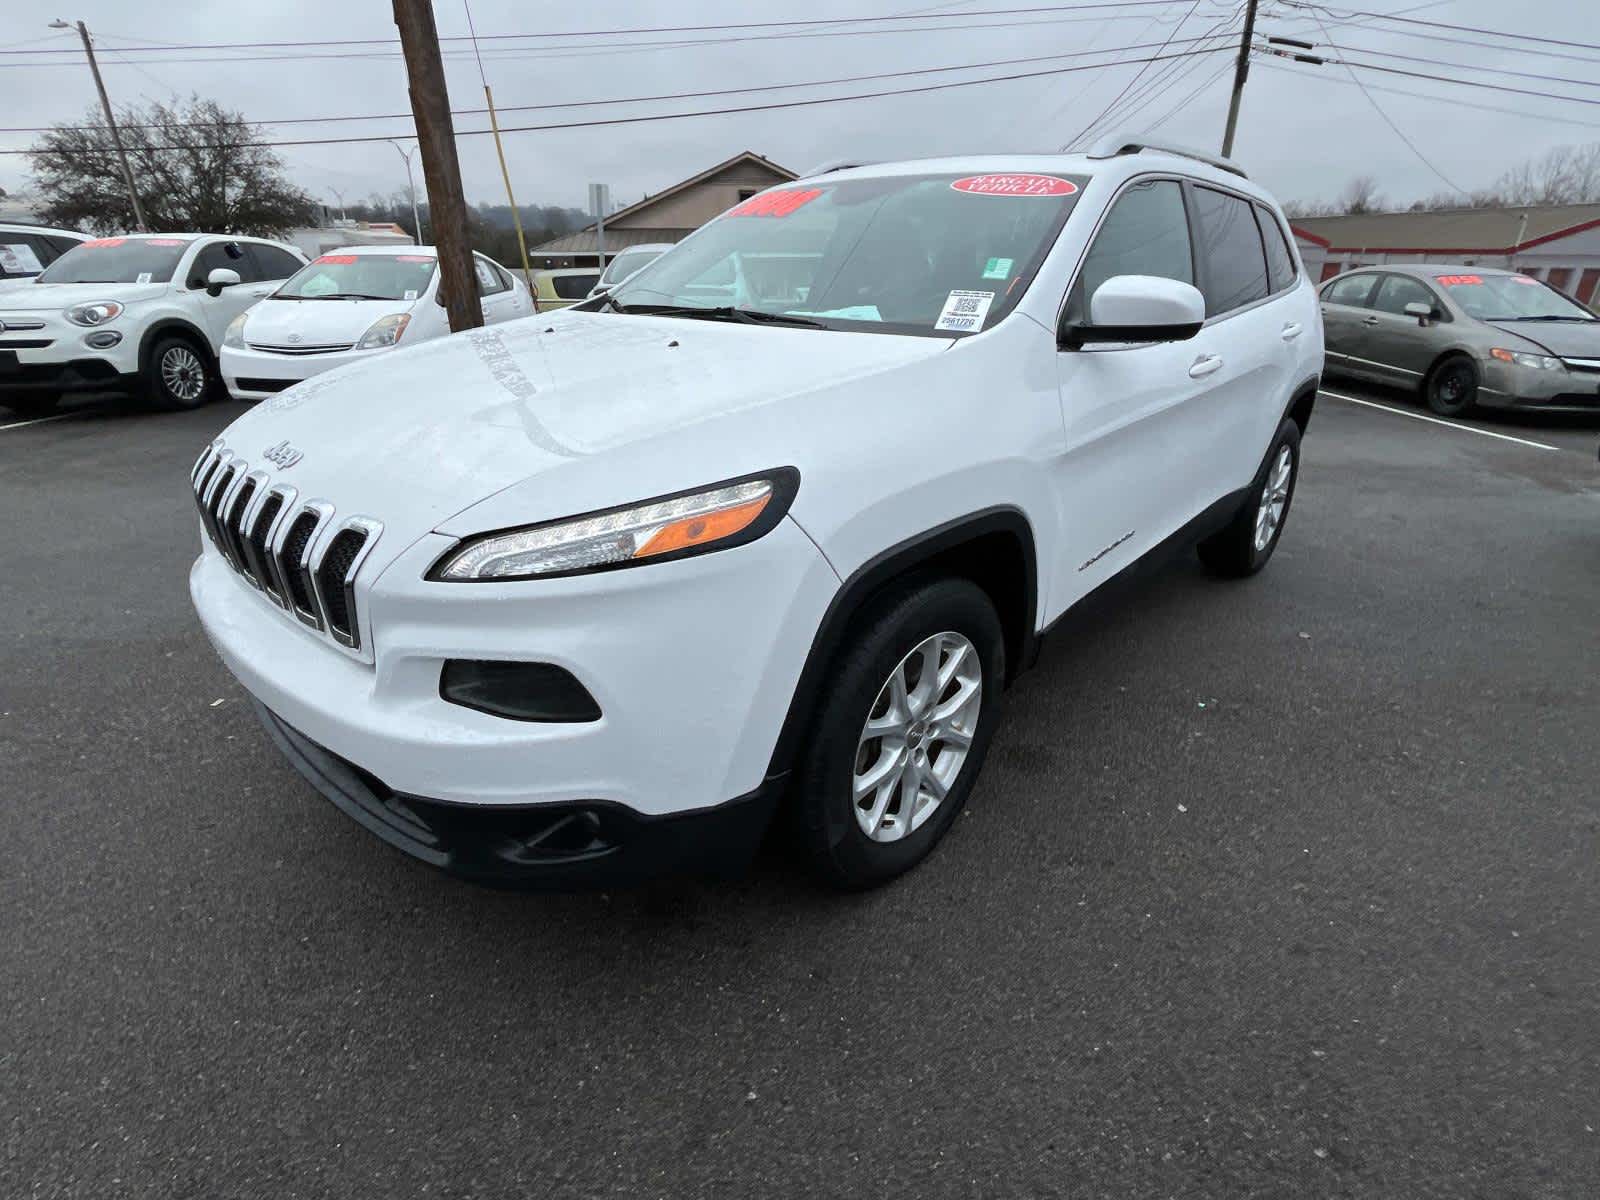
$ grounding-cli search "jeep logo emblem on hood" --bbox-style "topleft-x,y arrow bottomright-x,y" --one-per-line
263,440 -> 304,469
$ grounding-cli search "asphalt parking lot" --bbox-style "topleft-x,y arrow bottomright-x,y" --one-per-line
4,381 -> 1597,1198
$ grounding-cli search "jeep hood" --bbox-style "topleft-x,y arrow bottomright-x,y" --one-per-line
214,312 -> 948,553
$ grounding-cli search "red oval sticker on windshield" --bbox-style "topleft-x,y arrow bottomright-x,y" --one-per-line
951,174 -> 1077,197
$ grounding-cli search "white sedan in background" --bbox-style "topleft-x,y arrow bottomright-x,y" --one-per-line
220,245 -> 532,401
586,242 -> 673,299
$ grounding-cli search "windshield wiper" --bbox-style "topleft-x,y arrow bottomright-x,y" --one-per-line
615,303 -> 826,329
305,292 -> 390,301
1503,314 -> 1595,322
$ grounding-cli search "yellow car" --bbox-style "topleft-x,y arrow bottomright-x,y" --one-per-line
532,268 -> 601,312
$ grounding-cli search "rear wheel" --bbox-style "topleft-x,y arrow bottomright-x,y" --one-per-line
147,336 -> 215,410
3,393 -> 60,419
1424,356 -> 1477,417
793,577 -> 1005,889
1197,418 -> 1301,578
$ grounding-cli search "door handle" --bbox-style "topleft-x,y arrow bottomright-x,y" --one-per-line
1188,353 -> 1223,378
1281,322 -> 1303,341
1361,315 -> 1380,326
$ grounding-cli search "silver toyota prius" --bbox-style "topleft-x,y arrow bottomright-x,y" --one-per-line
1319,264 -> 1600,416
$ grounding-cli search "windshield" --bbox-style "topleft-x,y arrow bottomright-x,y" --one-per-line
276,253 -> 437,300
600,248 -> 664,288
37,237 -> 189,284
1437,273 -> 1596,321
607,172 -> 1087,336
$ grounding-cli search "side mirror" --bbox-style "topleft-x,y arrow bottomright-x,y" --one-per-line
1403,300 -> 1436,324
205,267 -> 241,297
1059,275 -> 1206,350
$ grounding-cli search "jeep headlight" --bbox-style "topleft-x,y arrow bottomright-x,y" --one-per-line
355,312 -> 410,350
222,311 -> 249,349
64,300 -> 123,327
430,469 -> 799,581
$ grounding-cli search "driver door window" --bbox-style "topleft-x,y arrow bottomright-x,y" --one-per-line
1066,179 -> 1194,325
189,241 -> 251,289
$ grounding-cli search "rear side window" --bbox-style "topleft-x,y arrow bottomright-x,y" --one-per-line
1254,204 -> 1297,293
248,244 -> 304,281
474,257 -> 509,295
1371,274 -> 1438,316
551,272 -> 599,299
1192,186 -> 1268,315
0,234 -> 55,278
191,241 -> 254,286
1070,178 -> 1193,321
1323,273 -> 1378,307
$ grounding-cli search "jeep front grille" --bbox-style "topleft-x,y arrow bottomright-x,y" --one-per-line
190,444 -> 382,652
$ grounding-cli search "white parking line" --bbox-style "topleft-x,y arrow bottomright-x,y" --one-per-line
0,412 -> 82,433
1319,389 -> 1560,452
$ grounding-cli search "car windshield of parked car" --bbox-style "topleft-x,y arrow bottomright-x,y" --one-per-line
36,237 -> 189,284
606,172 -> 1088,336
276,253 -> 437,300
1437,273 -> 1597,321
599,248 -> 663,288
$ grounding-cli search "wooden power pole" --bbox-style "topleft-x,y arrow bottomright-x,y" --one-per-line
54,20 -> 146,231
393,0 -> 482,333
1220,0 -> 1259,159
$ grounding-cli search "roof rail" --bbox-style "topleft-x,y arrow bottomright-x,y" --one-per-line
1083,134 -> 1247,179
804,159 -> 879,177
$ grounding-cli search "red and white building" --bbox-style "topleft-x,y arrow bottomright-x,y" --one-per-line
1292,202 -> 1600,305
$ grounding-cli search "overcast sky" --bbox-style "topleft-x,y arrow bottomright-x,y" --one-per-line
3,0 -> 1595,217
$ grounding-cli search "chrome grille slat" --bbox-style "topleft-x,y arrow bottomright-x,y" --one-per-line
189,447 -> 381,656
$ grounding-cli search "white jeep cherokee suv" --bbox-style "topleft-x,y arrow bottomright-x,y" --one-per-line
0,233 -> 306,417
188,139 -> 1322,890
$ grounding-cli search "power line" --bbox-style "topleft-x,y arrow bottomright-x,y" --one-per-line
1072,6 -> 1240,141
1304,7 -> 1467,197
1062,0 -> 1205,147
1314,40 -> 1600,90
1266,13 -> 1600,67
0,35 -> 1236,136
1331,55 -> 1600,109
1278,1 -> 1600,54
1252,58 -> 1600,133
2,46 -> 1232,156
1144,55 -> 1236,130
0,2 -> 1194,56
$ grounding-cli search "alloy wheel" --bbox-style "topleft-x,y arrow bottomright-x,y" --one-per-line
851,631 -> 983,843
1254,444 -> 1293,553
161,346 -> 206,402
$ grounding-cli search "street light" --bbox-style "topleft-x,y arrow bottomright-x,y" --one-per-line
49,17 -> 147,230
388,140 -> 424,245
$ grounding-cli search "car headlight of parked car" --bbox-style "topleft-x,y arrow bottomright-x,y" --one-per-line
355,313 -> 411,350
430,469 -> 799,581
64,300 -> 123,327
1491,348 -> 1563,370
222,311 -> 249,349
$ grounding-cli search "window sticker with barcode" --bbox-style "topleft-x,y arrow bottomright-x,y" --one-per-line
934,289 -> 995,332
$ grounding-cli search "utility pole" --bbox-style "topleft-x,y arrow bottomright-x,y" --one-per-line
1219,0 -> 1259,159
51,19 -> 146,231
388,140 -> 425,243
393,0 -> 482,333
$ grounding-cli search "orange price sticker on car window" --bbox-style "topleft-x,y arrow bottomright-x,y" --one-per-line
315,254 -> 358,264
726,187 -> 823,218
83,238 -> 126,248
145,238 -> 185,246
395,255 -> 432,262
1510,275 -> 1540,285
1435,274 -> 1483,286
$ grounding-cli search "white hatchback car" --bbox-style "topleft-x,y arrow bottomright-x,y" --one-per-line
0,232 -> 306,417
220,245 -> 533,402
586,242 -> 674,300
0,222 -> 91,292
188,138 -> 1323,890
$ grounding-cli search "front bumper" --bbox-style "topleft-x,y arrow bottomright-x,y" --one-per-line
220,343 -> 387,401
1480,360 -> 1600,412
0,355 -> 138,395
256,699 -> 783,887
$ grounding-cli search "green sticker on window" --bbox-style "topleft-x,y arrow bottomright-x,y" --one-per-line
982,256 -> 1014,280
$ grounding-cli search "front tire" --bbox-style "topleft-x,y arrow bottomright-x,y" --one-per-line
146,336 -> 215,411
1424,355 -> 1477,417
794,577 -> 1005,889
1197,418 -> 1301,578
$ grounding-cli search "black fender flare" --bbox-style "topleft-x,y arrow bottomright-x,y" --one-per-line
765,506 -> 1038,780
138,318 -> 216,377
1282,373 -> 1320,433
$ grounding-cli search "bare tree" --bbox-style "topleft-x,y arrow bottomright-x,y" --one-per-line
1338,175 -> 1383,215
29,96 -> 315,235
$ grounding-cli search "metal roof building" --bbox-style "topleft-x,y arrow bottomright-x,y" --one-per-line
1292,203 -> 1600,304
